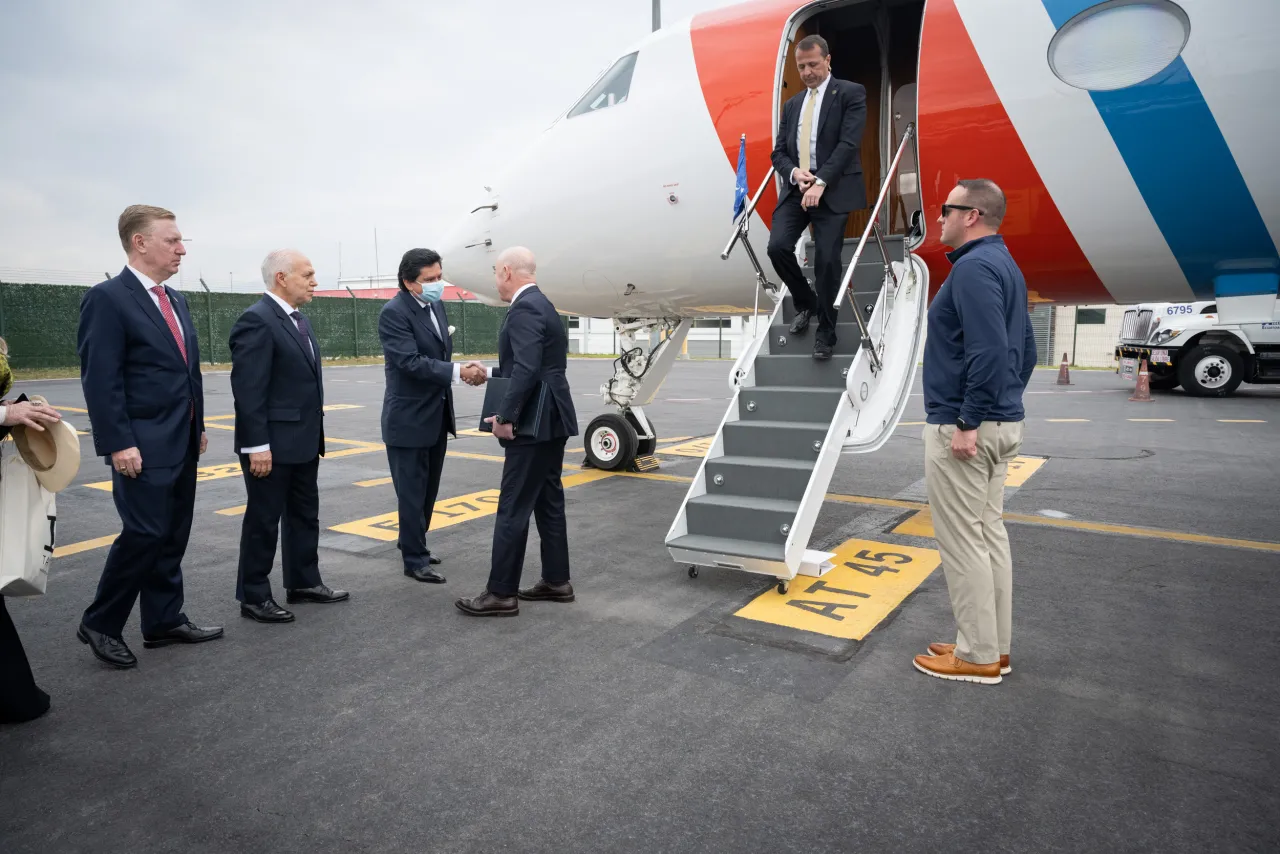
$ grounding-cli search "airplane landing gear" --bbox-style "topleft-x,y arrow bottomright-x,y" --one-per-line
582,317 -> 691,472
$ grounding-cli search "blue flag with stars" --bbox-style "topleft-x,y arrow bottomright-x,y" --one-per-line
732,135 -> 747,220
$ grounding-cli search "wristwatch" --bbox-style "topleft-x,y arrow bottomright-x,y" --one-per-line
955,416 -> 977,432
814,177 -> 827,187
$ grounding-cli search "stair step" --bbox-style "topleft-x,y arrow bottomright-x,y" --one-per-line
766,322 -> 869,356
737,385 -> 843,424
685,493 -> 800,545
752,353 -> 856,388
666,534 -> 785,563
779,293 -> 861,325
722,419 -> 832,461
705,455 -> 815,501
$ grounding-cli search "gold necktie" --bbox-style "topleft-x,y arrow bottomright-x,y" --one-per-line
799,88 -> 817,173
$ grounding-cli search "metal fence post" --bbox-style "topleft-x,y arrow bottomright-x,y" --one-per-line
459,300 -> 467,354
345,286 -> 358,357
0,280 -> 7,339
198,277 -> 214,363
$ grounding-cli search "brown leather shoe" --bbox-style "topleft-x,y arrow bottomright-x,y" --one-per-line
913,651 -> 1002,684
928,642 -> 1010,675
455,591 -> 519,617
518,579 -> 575,602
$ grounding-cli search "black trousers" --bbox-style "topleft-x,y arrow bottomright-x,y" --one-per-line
236,456 -> 322,604
766,194 -> 851,346
0,596 -> 50,724
486,439 -> 570,596
386,428 -> 448,571
82,439 -> 196,637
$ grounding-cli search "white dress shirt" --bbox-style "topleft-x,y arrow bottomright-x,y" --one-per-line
790,73 -> 831,185
127,265 -> 187,332
410,292 -> 474,385
239,290 -> 313,454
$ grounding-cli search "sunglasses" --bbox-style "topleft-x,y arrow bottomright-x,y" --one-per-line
941,204 -> 984,217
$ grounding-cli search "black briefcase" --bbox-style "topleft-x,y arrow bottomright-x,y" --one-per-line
478,377 -> 551,440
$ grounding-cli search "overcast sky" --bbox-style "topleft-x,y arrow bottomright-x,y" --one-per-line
0,0 -> 734,290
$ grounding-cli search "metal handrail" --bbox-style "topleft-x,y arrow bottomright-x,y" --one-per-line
722,166 -> 777,260
831,122 -> 915,310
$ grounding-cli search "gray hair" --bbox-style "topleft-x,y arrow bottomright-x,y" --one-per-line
956,179 -> 1006,227
261,249 -> 301,287
496,246 -> 537,276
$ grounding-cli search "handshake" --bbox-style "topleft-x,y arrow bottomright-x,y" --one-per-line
459,361 -> 489,386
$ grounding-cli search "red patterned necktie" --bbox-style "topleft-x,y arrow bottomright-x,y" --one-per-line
151,285 -> 194,423
151,286 -> 188,363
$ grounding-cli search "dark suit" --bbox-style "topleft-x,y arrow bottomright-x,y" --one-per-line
377,290 -> 457,571
767,75 -> 868,346
486,286 -> 578,596
228,295 -> 326,604
77,268 -> 205,637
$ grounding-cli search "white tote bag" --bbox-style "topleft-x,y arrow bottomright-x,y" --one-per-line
0,437 -> 57,596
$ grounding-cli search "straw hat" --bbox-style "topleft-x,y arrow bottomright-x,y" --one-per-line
11,395 -> 81,493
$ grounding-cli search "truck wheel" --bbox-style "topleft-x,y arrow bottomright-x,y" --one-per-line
1149,374 -> 1180,391
1177,343 -> 1243,397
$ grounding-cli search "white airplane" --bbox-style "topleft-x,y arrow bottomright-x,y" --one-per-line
441,0 -> 1280,588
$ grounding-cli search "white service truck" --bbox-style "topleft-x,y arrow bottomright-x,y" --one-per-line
1114,299 -> 1280,396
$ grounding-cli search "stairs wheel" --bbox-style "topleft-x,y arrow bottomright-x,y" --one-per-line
584,413 -> 638,471
777,580 -> 789,595
688,566 -> 698,579
626,413 -> 657,456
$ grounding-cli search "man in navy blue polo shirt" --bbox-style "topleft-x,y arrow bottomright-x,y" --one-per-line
914,179 -> 1037,686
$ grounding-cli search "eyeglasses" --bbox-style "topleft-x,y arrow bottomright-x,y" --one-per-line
941,204 -> 984,217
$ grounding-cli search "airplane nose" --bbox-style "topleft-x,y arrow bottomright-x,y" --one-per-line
439,214 -> 499,304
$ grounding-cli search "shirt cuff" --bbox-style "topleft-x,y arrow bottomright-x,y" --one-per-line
0,405 -> 8,427
240,443 -> 270,454
452,363 -> 461,384
790,168 -> 799,185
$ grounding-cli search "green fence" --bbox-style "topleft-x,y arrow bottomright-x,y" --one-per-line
0,281 -> 515,370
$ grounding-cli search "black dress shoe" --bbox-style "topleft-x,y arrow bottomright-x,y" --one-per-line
455,591 -> 519,617
517,579 -> 575,602
405,567 -> 447,584
77,624 -> 137,669
813,341 -> 833,360
428,554 -> 442,566
286,584 -> 350,604
789,309 -> 812,334
142,621 -> 225,648
240,599 -> 295,623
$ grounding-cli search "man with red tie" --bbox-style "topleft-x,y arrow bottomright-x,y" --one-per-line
76,205 -> 223,669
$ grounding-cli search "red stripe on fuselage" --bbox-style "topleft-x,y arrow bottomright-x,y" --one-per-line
690,0 -> 801,230
917,0 -> 1110,303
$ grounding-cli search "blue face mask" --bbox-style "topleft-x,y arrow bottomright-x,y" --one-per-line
418,281 -> 444,303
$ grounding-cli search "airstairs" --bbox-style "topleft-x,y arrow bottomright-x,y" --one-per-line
665,126 -> 928,592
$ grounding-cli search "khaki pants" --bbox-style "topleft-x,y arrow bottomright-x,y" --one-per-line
923,421 -> 1024,665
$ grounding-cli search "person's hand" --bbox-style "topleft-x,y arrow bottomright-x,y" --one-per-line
801,182 -> 825,209
111,447 -> 143,478
461,362 -> 487,386
249,450 -> 273,477
792,168 -> 816,190
485,415 -> 514,441
199,432 -> 208,455
2,399 -> 63,430
951,428 -> 978,460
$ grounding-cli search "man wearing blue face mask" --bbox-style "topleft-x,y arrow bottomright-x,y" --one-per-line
377,248 -> 488,583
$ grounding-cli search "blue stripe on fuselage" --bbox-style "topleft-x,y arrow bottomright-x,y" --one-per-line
1041,0 -> 1279,299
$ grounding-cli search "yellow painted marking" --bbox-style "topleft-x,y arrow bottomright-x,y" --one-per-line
216,505 -> 247,516
565,447 -> 584,455
1128,418 -> 1175,422
1001,513 -> 1280,554
655,436 -> 715,457
734,539 -> 941,640
355,476 -> 394,488
897,421 -> 925,426
1219,419 -> 1266,424
330,469 -> 615,541
1045,418 -> 1090,423
1003,455 -> 1047,488
53,534 -> 117,558
323,404 -> 363,412
447,451 -> 508,463
613,471 -> 695,484
828,493 -> 929,512
893,509 -> 936,538
455,428 -> 490,438
205,423 -> 236,431
204,414 -> 235,422
54,406 -> 90,413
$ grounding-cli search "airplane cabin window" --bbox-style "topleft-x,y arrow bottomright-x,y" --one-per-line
568,52 -> 638,118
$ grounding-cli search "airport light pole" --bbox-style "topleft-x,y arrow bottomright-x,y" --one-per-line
652,0 -> 660,31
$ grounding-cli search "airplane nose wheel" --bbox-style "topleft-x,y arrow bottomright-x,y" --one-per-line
584,413 -> 637,471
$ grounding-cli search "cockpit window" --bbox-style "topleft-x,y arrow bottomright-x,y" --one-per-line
567,52 -> 638,118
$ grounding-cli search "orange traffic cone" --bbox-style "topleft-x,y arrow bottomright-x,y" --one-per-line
1128,358 -> 1153,402
1056,352 -> 1071,385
